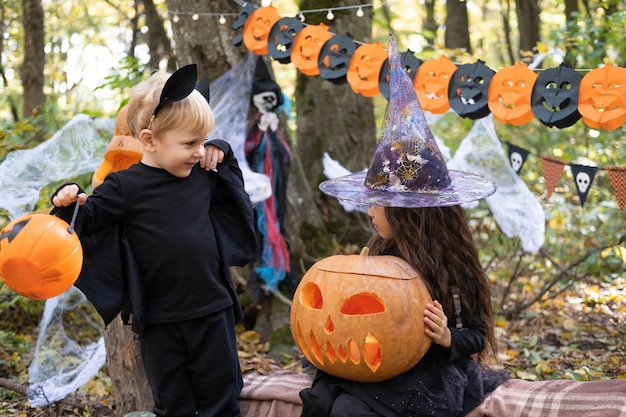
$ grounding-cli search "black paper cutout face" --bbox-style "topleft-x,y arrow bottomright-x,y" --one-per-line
232,3 -> 256,47
378,50 -> 422,100
318,34 -> 357,84
448,60 -> 495,119
531,64 -> 582,129
267,17 -> 304,64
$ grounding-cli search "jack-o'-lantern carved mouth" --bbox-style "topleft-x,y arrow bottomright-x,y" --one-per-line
294,283 -> 385,373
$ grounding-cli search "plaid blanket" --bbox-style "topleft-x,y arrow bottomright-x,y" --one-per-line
239,366 -> 312,417
238,368 -> 626,417
467,378 -> 626,417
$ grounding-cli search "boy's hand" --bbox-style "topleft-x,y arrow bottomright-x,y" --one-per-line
52,184 -> 87,207
424,300 -> 452,348
200,144 -> 224,171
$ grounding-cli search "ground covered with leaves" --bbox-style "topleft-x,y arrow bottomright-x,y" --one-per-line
1,278 -> 624,416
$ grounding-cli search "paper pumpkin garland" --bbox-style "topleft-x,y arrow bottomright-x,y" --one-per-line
291,23 -> 334,76
318,33 -> 358,84
578,63 -> 626,130
346,41 -> 387,98
488,62 -> 537,126
243,6 -> 280,56
267,16 -> 304,64
448,60 -> 496,119
413,55 -> 457,114
232,2 -> 257,47
0,213 -> 83,300
531,63 -> 583,129
290,247 -> 432,382
378,50 -> 422,100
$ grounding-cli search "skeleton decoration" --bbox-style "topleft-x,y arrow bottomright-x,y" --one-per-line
506,142 -> 530,175
570,163 -> 597,207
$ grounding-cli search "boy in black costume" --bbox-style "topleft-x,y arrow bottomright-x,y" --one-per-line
52,64 -> 256,417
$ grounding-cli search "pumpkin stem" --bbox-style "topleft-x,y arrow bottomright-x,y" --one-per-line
360,247 -> 370,257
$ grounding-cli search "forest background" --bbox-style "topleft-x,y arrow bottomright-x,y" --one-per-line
0,0 -> 625,416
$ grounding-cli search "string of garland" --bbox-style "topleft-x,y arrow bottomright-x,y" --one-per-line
168,2 -> 626,211
168,0 -> 403,22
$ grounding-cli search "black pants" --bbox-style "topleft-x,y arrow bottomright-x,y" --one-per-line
140,307 -> 242,417
300,376 -> 382,417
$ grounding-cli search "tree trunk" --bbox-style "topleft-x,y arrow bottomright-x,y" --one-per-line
103,317 -> 153,414
515,0 -> 540,56
444,0 -> 471,53
422,0 -> 438,50
141,0 -> 176,72
20,0 -> 45,119
563,0 -> 578,67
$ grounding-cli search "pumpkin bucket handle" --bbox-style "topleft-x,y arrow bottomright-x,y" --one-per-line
67,199 -> 81,235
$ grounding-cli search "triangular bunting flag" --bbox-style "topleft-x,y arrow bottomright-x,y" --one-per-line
570,164 -> 597,207
540,155 -> 566,199
507,142 -> 530,174
606,166 -> 626,212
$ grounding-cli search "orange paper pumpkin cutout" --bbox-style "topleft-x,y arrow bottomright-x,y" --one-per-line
290,248 -> 432,382
243,6 -> 280,56
347,42 -> 387,97
413,56 -> 457,114
92,105 -> 143,188
0,214 -> 83,300
488,62 -> 538,126
578,63 -> 626,130
291,23 -> 333,76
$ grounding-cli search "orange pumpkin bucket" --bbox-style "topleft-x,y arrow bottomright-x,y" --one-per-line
290,247 -> 432,382
0,213 -> 83,300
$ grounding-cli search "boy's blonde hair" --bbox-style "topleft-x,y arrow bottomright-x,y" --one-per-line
126,71 -> 215,139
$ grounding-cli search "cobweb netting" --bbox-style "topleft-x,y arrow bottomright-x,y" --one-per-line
27,288 -> 107,407
0,53 -> 271,408
0,114 -> 113,407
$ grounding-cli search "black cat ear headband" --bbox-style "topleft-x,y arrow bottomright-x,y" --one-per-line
149,64 -> 210,125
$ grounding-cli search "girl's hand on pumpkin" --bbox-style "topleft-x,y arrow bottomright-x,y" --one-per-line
424,300 -> 452,349
52,184 -> 87,207
200,144 -> 224,172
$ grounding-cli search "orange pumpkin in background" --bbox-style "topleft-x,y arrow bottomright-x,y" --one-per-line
578,63 -> 626,130
347,42 -> 388,98
291,23 -> 333,76
488,62 -> 538,126
92,104 -> 142,188
413,55 -> 457,114
243,6 -> 280,55
0,213 -> 83,300
290,247 -> 432,382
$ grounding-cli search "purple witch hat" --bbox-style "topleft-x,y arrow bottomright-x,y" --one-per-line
320,33 -> 496,208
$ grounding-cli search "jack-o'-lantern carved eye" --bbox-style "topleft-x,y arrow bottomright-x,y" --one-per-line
340,294 -> 385,315
300,282 -> 322,309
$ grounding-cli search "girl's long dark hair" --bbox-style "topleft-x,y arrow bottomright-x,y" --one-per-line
366,205 -> 497,363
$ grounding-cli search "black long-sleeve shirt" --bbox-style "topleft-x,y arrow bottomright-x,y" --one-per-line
53,140 -> 256,327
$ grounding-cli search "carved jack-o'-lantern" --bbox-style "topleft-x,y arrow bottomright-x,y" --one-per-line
414,56 -> 457,114
378,50 -> 422,100
448,60 -> 495,119
531,63 -> 582,129
290,247 -> 432,382
291,23 -> 333,76
243,6 -> 280,55
578,63 -> 626,130
267,16 -> 304,64
347,42 -> 388,98
488,62 -> 537,126
0,214 -> 83,300
318,33 -> 357,85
